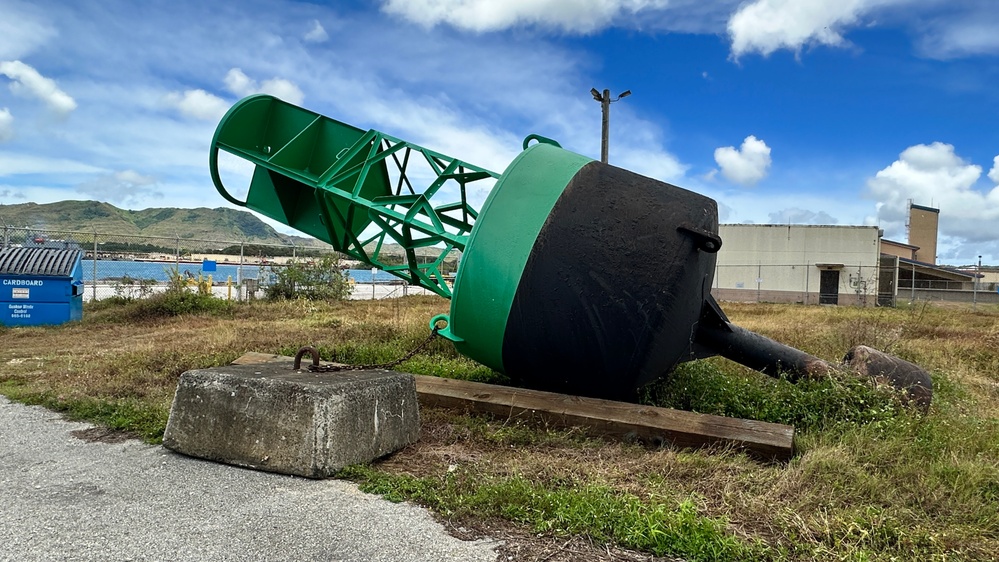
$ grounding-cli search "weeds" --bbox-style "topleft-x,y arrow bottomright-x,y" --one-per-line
1,298 -> 997,560
641,360 -> 906,433
339,465 -> 762,562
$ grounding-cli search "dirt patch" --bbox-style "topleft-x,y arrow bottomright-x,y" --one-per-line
70,427 -> 139,444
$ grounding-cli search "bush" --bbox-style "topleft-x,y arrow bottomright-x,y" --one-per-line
93,266 -> 235,320
110,275 -> 156,302
264,255 -> 351,301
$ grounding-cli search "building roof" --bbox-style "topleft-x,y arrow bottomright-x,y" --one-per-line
881,238 -> 919,250
896,256 -> 974,281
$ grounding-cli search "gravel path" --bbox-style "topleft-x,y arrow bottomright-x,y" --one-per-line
0,397 -> 500,562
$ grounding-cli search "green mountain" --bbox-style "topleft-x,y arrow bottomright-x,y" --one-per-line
0,200 -> 461,264
0,200 -> 319,246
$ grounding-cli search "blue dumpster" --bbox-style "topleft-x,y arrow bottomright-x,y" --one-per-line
0,248 -> 84,326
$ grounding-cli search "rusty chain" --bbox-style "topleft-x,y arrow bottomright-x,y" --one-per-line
293,327 -> 439,373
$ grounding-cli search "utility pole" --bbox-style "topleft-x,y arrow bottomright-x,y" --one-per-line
590,87 -> 631,164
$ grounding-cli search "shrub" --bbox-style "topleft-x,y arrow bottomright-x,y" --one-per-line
264,255 -> 351,301
110,275 -> 156,302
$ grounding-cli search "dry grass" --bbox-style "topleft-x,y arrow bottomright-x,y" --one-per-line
2,297 -> 998,561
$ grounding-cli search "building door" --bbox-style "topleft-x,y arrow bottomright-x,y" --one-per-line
819,270 -> 839,305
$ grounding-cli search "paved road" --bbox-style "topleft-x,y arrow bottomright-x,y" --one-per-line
0,397 -> 499,562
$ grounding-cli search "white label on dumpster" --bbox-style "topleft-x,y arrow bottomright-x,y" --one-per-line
12,288 -> 29,299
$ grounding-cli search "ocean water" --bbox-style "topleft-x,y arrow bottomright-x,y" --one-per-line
81,259 -> 400,283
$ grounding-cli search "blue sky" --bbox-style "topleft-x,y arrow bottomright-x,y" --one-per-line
1,0 -> 997,265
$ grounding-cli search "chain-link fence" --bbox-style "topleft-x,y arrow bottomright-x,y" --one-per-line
712,263 -> 883,306
712,260 -> 998,307
5,224 -> 992,307
0,225 -> 435,301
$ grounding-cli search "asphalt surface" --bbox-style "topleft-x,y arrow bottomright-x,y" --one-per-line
0,397 -> 500,562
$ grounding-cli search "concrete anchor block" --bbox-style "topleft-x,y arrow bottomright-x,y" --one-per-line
163,364 -> 419,478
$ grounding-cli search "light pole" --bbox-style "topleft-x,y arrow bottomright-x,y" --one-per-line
590,87 -> 631,164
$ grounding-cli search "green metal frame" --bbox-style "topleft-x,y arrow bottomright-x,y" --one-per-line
210,95 -> 499,297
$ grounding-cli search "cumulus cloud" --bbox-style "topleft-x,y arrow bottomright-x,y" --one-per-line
224,68 -> 304,105
163,89 -> 230,121
713,135 -> 772,186
381,0 -> 670,33
768,207 -> 838,224
166,68 -> 304,120
0,60 -> 77,115
0,108 -> 13,142
989,156 -> 999,185
728,0 -> 875,58
76,170 -> 161,206
304,19 -> 329,42
867,142 -> 999,243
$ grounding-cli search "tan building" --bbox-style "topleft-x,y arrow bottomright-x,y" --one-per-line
908,204 -> 939,264
880,239 -> 918,261
712,224 -> 882,306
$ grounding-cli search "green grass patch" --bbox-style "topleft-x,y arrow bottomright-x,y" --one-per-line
0,380 -> 170,442
642,360 -> 906,434
339,464 -> 766,562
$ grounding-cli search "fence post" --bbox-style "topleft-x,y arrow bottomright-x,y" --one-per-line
175,235 -> 181,267
756,264 -> 762,303
92,228 -> 98,302
804,263 -> 810,305
238,242 -> 244,301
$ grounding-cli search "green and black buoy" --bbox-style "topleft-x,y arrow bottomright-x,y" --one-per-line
210,94 -> 931,408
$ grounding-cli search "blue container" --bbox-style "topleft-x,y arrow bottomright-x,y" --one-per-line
0,248 -> 84,326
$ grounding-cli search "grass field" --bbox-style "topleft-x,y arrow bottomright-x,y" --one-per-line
1,294 -> 997,561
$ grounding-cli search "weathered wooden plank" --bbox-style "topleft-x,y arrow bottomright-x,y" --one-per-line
231,352 -> 795,460
414,376 -> 794,460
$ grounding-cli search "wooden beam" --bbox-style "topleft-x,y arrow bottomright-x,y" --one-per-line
232,352 -> 794,460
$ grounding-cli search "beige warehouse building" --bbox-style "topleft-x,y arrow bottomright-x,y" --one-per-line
712,203 -> 984,307
712,224 -> 883,306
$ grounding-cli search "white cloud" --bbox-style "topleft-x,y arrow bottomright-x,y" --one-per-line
713,135 -> 772,186
0,60 -> 77,116
615,147 -> 688,184
989,155 -> 999,185
0,153 -> 104,176
728,0 -> 875,58
224,68 -> 304,105
867,142 -> 999,243
167,68 -> 304,121
0,1 -> 56,60
163,89 -> 230,121
381,0 -> 670,33
910,6 -> 999,59
224,68 -> 255,97
75,170 -> 161,206
0,108 -> 13,143
258,78 -> 304,105
304,19 -> 329,43
768,207 -> 838,224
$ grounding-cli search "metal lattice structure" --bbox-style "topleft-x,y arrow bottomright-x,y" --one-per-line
210,94 -> 498,297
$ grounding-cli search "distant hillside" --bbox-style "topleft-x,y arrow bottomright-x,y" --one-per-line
0,200 -> 321,246
0,200 -> 455,261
